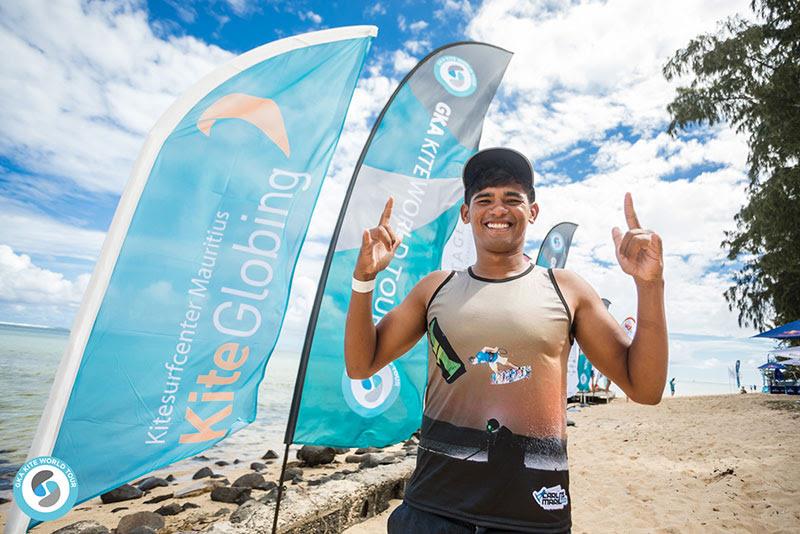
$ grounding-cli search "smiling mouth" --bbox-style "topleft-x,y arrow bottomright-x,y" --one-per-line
484,221 -> 512,230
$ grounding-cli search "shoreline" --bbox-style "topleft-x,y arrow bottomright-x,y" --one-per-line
0,442 -> 417,533
2,393 -> 799,533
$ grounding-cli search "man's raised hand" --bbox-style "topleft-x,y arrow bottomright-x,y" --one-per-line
354,197 -> 403,281
611,193 -> 663,283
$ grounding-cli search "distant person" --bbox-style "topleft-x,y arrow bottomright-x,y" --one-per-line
669,377 -> 676,396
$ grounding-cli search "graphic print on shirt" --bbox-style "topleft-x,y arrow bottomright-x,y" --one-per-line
469,346 -> 532,385
427,317 -> 467,383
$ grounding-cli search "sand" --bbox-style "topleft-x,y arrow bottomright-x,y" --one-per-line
3,394 -> 799,533
345,393 -> 800,533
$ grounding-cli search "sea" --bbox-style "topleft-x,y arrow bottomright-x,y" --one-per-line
0,323 -> 300,493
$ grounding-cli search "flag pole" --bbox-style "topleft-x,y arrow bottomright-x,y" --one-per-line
270,41 -> 481,534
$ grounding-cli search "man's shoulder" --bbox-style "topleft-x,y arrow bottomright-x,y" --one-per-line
549,268 -> 595,304
419,269 -> 455,290
411,270 -> 455,302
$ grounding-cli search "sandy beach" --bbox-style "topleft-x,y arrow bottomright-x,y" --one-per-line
2,393 -> 798,533
350,393 -> 800,533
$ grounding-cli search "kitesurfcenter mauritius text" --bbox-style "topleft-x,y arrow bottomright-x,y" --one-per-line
145,168 -> 311,446
372,101 -> 451,324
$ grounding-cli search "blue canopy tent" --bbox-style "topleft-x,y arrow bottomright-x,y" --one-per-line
753,321 -> 800,394
753,319 -> 800,339
758,361 -> 799,394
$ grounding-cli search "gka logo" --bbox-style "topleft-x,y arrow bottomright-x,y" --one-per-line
434,56 -> 477,97
533,484 -> 569,511
341,363 -> 401,418
549,232 -> 565,253
13,456 -> 79,521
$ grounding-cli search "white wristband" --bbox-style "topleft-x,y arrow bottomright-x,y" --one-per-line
352,276 -> 376,293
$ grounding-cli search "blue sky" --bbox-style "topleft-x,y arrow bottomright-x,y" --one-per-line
0,0 -> 781,393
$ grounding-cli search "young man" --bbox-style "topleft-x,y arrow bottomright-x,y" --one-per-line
344,147 -> 668,533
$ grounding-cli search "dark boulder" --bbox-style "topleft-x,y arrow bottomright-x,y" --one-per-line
284,466 -> 303,478
154,502 -> 183,516
231,473 -> 272,490
52,520 -> 110,534
143,493 -> 173,505
210,486 -> 251,505
192,467 -> 213,480
100,484 -> 143,504
137,477 -> 168,492
297,445 -> 335,466
116,511 -> 164,534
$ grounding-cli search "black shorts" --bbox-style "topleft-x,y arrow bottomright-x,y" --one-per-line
388,501 -> 572,534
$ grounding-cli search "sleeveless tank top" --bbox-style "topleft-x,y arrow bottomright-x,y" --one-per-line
404,262 -> 574,533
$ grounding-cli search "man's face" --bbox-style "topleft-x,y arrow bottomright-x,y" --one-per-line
460,182 -> 538,255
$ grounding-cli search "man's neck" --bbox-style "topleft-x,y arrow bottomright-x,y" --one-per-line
471,251 -> 530,279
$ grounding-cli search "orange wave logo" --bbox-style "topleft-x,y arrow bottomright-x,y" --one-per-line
197,93 -> 290,157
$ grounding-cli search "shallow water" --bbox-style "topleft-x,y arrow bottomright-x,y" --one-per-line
0,323 -> 300,492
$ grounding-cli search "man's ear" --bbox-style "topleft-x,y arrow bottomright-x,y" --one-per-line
460,202 -> 469,223
528,202 -> 539,224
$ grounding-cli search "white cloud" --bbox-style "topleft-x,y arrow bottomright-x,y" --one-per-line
391,49 -> 419,74
223,0 -> 255,17
0,196 -> 106,262
435,0 -> 475,21
299,10 -> 323,24
365,3 -> 387,17
409,20 -> 429,33
0,0 -> 232,193
0,245 -> 88,306
469,0 -> 751,156
404,39 -> 431,55
397,15 -> 407,31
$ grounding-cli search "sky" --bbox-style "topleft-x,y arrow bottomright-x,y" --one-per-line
0,0 -> 782,393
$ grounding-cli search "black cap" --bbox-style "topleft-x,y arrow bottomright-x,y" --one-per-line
462,147 -> 534,192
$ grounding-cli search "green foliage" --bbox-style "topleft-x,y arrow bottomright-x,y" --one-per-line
663,0 -> 800,335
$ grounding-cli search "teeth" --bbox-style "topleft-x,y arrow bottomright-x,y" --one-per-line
486,222 -> 510,229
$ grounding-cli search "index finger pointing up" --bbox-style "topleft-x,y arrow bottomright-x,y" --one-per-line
624,192 -> 641,229
379,196 -> 394,226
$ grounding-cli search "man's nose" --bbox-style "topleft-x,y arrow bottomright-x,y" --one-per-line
489,203 -> 509,216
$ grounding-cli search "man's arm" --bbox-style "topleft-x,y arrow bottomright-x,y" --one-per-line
556,192 -> 668,405
343,195 -> 449,379
345,271 -> 449,379
558,270 -> 668,404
